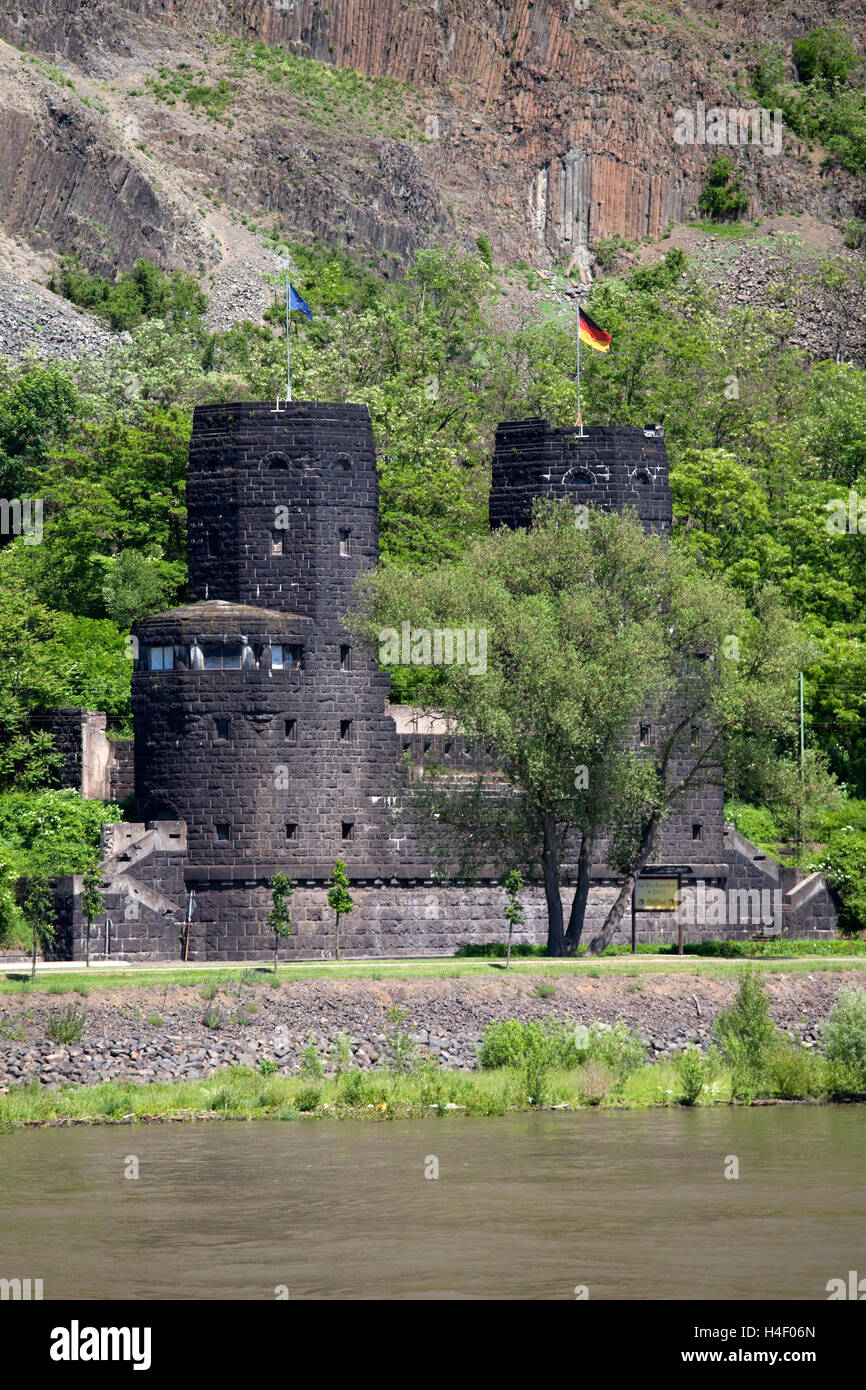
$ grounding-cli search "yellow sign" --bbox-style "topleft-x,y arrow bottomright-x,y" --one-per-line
634,878 -> 679,911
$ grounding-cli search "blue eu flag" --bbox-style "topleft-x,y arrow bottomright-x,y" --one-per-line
288,284 -> 313,321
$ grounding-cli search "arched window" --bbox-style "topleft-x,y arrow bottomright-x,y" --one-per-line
565,466 -> 597,486
264,452 -> 290,471
334,453 -> 352,472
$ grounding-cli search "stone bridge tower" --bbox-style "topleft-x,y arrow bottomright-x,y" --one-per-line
132,402 -> 402,889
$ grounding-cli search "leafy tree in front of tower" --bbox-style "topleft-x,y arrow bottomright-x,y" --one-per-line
502,869 -> 524,969
327,860 -> 353,962
22,872 -> 55,981
267,872 -> 295,974
81,862 -> 105,970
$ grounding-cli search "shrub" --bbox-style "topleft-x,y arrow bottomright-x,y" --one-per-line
521,1029 -> 555,1105
479,1018 -> 528,1069
822,986 -> 866,1097
202,1004 -> 223,1029
296,1084 -> 321,1112
813,828 -> 866,933
475,234 -> 493,268
259,1058 -> 278,1077
329,1031 -> 353,1075
479,1018 -> 579,1071
792,26 -> 859,86
49,253 -> 207,333
338,1068 -> 366,1105
595,234 -> 638,271
675,1045 -> 708,1105
697,155 -> 749,222
46,1001 -> 86,1043
535,980 -> 556,998
764,1043 -> 820,1099
574,1020 -> 646,1085
386,1021 -> 418,1074
299,1032 -> 324,1079
576,1060 -> 613,1106
208,1086 -> 235,1112
454,941 -> 546,958
146,1012 -> 162,1027
713,967 -> 778,1099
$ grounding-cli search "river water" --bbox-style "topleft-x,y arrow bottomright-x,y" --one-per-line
1,1107 -> 863,1299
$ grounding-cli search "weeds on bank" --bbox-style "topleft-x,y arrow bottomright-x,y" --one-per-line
4,978 -> 866,1127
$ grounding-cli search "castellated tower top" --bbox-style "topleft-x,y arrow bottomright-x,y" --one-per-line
186,400 -> 378,620
490,419 -> 672,535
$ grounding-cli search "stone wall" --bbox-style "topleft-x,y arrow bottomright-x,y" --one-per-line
53,857 -> 837,964
108,737 -> 135,803
27,709 -> 134,804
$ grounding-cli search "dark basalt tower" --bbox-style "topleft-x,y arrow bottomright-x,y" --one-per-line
132,402 -> 403,875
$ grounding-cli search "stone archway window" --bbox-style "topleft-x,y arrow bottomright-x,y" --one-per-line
633,468 -> 652,485
334,453 -> 352,471
265,452 -> 290,471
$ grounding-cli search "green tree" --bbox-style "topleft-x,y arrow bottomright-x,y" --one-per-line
267,872 -> 295,973
759,748 -> 844,862
0,577 -> 66,791
353,502 -> 677,954
0,789 -> 122,872
22,872 -> 55,981
0,363 -> 78,503
713,967 -> 778,1100
101,548 -> 173,627
589,585 -> 806,954
792,26 -> 859,86
327,859 -> 353,961
502,869 -> 524,968
81,862 -> 105,969
822,986 -> 866,1096
50,254 -> 207,334
352,502 -> 804,955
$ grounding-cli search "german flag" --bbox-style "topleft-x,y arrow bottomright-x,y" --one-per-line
578,307 -> 612,353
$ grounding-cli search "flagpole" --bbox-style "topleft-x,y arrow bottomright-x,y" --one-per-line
575,305 -> 584,436
285,271 -> 292,403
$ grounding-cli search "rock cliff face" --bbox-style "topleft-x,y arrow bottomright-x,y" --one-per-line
0,42 -> 216,276
0,1 -> 862,282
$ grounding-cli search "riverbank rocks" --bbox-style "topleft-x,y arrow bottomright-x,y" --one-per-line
0,971 -> 851,1092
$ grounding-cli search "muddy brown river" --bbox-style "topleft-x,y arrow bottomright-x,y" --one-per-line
1,1107 -> 864,1299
